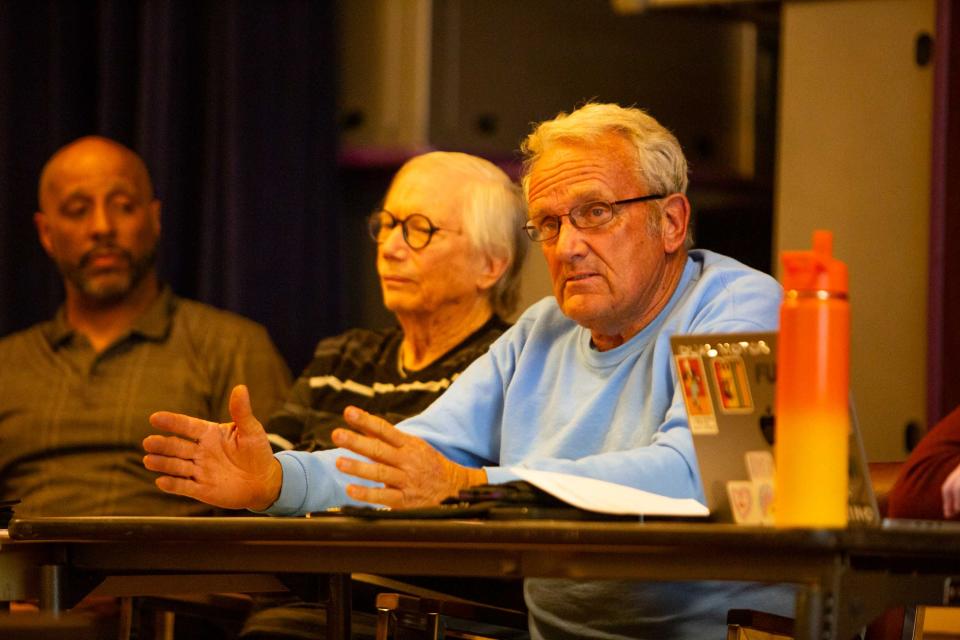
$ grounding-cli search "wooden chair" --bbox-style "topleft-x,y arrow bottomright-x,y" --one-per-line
0,611 -> 109,640
726,608 -> 794,640
374,591 -> 528,640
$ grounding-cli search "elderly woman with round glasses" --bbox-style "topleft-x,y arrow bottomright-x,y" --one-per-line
265,151 -> 528,453
239,150 -> 527,639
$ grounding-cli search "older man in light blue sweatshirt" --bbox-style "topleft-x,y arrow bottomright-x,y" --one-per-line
143,102 -> 792,639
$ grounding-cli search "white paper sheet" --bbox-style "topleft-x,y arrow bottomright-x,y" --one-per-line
513,468 -> 709,517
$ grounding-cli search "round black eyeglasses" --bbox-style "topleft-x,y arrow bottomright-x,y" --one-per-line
367,210 -> 458,250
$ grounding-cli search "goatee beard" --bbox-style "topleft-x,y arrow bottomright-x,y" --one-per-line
59,244 -> 158,306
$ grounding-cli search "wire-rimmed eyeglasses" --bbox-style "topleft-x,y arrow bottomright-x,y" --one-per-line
522,194 -> 666,242
367,210 -> 458,250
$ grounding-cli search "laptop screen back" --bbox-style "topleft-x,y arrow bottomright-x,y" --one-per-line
670,331 -> 879,525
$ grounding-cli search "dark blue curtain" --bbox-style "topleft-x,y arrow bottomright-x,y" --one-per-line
0,0 -> 342,372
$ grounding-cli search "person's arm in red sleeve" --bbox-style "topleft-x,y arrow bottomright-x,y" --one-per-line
887,406 -> 960,519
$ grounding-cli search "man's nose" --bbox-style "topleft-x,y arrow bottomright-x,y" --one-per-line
88,203 -> 116,237
553,217 -> 587,258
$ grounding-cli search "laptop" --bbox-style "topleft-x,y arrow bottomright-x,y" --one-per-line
670,331 -> 879,525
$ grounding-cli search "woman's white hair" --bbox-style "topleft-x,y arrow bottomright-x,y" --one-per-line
520,103 -> 692,247
393,152 -> 528,317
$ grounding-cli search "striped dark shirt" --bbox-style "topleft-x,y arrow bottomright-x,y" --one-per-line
267,316 -> 510,452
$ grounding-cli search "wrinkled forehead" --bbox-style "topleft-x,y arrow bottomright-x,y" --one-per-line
526,135 -> 645,215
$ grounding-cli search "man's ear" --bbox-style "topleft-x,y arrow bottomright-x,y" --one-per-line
149,199 -> 162,235
34,211 -> 55,258
660,193 -> 690,253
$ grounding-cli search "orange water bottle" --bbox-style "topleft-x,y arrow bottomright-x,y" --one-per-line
774,230 -> 849,527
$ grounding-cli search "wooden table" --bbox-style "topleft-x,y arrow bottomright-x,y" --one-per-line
5,516 -> 960,639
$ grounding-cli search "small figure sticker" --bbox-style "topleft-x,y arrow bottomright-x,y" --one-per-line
712,356 -> 754,413
727,481 -> 758,524
745,450 -> 776,525
675,355 -> 717,434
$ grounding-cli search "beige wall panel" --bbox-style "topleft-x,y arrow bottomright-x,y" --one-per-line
515,243 -> 554,319
776,0 -> 934,460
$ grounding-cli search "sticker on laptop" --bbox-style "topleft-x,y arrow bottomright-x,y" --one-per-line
727,480 -> 759,524
727,451 -> 776,525
674,354 -> 718,435
711,355 -> 754,413
726,479 -> 775,525
745,450 -> 774,482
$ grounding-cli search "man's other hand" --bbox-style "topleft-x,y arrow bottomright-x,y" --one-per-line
332,407 -> 487,509
143,384 -> 282,511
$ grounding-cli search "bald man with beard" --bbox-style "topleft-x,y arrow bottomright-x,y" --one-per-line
0,136 -> 291,517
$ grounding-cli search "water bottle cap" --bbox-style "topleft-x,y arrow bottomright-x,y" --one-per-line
780,230 -> 848,294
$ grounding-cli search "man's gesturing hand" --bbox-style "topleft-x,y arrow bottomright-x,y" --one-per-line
142,384 -> 282,511
332,407 -> 487,509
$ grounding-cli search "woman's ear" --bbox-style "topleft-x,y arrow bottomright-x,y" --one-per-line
476,253 -> 509,292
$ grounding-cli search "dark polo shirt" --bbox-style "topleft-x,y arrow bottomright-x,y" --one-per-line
0,286 -> 291,516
